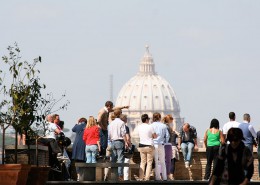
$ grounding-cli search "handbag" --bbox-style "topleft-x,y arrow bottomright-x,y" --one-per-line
124,144 -> 135,158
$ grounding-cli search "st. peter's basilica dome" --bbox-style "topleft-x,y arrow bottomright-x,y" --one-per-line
115,46 -> 183,140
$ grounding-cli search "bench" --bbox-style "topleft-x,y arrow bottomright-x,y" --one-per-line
75,162 -> 139,181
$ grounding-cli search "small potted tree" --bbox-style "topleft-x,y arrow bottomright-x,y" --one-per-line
0,43 -> 69,185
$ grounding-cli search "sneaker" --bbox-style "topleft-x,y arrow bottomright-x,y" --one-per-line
57,156 -> 69,161
185,161 -> 190,168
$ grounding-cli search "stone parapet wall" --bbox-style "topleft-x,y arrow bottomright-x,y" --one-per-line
131,148 -> 260,181
4,145 -> 49,166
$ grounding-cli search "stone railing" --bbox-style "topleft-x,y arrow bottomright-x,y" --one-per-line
4,145 -> 49,165
131,148 -> 259,181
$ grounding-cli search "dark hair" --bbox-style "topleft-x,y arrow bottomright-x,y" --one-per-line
210,118 -> 219,129
227,127 -> 244,142
58,121 -> 64,129
78,117 -> 87,123
105,101 -> 113,107
229,112 -> 235,120
141,114 -> 149,123
153,112 -> 161,122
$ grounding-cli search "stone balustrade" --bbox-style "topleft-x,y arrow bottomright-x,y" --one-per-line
131,148 -> 260,181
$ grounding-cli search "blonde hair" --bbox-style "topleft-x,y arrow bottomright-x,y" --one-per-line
120,114 -> 127,123
110,112 -> 116,121
86,116 -> 97,128
113,109 -> 122,118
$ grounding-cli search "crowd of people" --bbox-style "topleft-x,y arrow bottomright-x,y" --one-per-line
36,101 -> 260,183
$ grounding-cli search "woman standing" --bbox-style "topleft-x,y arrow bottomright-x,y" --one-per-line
162,114 -> 179,180
83,116 -> 101,163
203,118 -> 224,180
72,117 -> 87,180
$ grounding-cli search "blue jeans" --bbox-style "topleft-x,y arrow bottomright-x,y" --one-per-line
111,140 -> 125,176
85,144 -> 98,163
181,142 -> 194,162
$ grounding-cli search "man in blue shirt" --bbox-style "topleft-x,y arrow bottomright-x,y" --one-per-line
151,112 -> 169,181
238,113 -> 257,153
178,123 -> 198,168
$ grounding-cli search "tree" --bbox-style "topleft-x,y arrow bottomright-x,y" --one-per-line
0,43 -> 69,164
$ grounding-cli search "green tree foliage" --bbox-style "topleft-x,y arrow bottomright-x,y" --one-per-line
0,43 -> 69,141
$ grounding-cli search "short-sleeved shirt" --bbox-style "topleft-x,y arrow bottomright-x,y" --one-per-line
222,121 -> 240,135
108,118 -> 126,141
137,123 -> 155,146
45,122 -> 58,139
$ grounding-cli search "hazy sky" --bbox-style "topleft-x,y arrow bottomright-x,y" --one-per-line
1,0 -> 260,139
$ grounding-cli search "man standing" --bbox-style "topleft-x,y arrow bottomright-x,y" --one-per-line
137,114 -> 157,181
222,112 -> 240,139
238,113 -> 257,153
151,112 -> 169,181
178,123 -> 198,168
108,109 -> 128,181
97,101 -> 129,158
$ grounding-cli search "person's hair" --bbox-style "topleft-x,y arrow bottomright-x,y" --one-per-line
105,101 -> 113,107
243,113 -> 250,121
113,109 -> 121,118
227,127 -> 244,142
78,117 -> 87,123
58,121 -> 64,129
110,113 -> 116,121
183,123 -> 190,129
46,114 -> 53,122
141,114 -> 149,123
153,112 -> 161,122
120,114 -> 127,123
162,114 -> 173,124
86,116 -> 97,128
229,112 -> 235,120
210,118 -> 219,129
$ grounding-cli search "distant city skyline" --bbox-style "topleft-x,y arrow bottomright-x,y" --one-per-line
1,1 -> 260,139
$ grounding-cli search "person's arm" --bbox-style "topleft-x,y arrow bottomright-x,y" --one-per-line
178,137 -> 182,150
203,129 -> 208,148
152,133 -> 157,139
219,130 -> 225,145
222,124 -> 227,140
193,138 -> 198,150
97,110 -> 106,130
192,127 -> 198,150
112,105 -> 130,111
126,133 -> 131,147
82,129 -> 87,143
248,125 -> 257,138
165,127 -> 170,143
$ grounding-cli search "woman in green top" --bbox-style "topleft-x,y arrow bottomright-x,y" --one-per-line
203,118 -> 225,180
